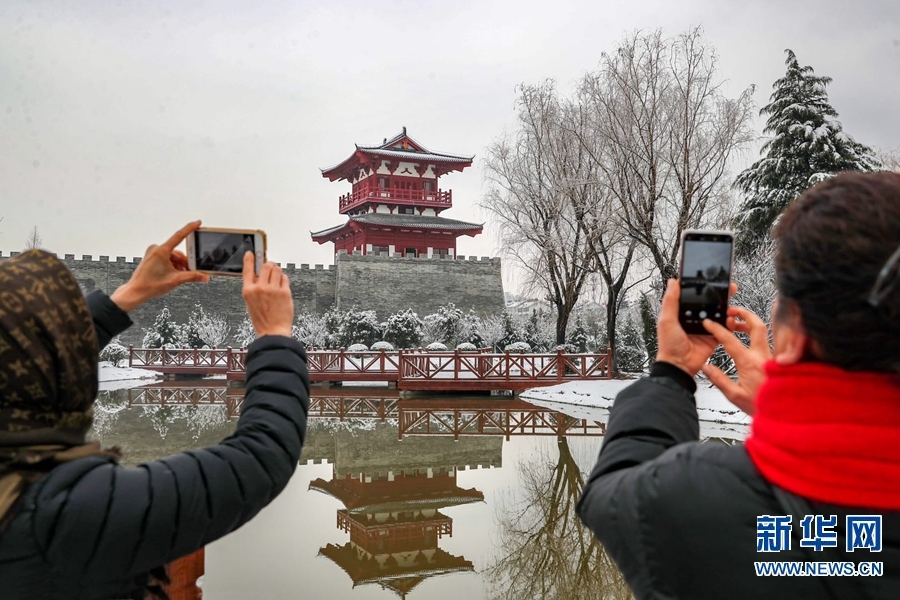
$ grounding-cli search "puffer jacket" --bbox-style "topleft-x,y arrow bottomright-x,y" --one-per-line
577,363 -> 900,600
0,291 -> 310,599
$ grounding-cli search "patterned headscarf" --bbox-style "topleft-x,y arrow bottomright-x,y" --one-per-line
0,250 -> 110,523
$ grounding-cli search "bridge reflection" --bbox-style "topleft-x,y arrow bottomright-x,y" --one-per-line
123,384 -> 607,441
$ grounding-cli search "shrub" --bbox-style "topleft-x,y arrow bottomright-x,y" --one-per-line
426,342 -> 448,351
504,341 -> 531,353
456,342 -> 477,351
371,341 -> 395,351
100,337 -> 128,367
347,343 -> 368,353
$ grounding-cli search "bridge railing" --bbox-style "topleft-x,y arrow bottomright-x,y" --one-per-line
132,347 -> 612,384
398,349 -> 611,382
128,346 -> 231,370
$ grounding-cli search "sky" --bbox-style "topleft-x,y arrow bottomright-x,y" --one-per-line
1,0 -> 898,292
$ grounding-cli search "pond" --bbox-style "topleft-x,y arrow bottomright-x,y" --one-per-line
91,381 -> 748,600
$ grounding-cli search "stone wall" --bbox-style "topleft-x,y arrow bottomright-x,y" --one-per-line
335,250 -> 505,318
0,249 -> 504,346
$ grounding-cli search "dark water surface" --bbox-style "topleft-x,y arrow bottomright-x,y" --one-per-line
91,380 -> 741,600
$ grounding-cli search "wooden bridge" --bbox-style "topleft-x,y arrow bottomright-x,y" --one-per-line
122,384 -> 607,440
127,347 -> 611,392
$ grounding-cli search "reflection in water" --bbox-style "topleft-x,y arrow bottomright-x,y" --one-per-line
485,438 -> 631,600
307,420 -> 499,596
90,383 -> 644,599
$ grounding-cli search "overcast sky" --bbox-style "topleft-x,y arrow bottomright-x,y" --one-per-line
1,0 -> 898,290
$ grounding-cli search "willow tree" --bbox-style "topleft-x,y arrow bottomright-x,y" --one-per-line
482,81 -> 604,345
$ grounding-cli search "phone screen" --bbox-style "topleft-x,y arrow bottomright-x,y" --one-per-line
679,233 -> 734,334
194,231 -> 256,274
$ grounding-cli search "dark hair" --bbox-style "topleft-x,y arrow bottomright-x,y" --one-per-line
774,171 -> 900,373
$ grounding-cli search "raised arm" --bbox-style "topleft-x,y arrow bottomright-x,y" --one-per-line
34,334 -> 308,583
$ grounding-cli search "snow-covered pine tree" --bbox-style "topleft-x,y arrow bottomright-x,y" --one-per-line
179,303 -> 206,348
141,307 -> 182,348
734,49 -> 880,255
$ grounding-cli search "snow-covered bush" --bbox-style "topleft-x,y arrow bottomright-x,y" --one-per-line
504,341 -> 531,353
456,342 -> 477,351
293,312 -> 329,348
347,343 -> 368,353
141,307 -> 181,348
420,314 -> 446,346
234,316 -> 257,348
554,343 -> 577,353
326,308 -> 380,348
477,314 -> 505,351
615,309 -> 647,373
382,309 -> 423,348
432,303 -> 465,347
178,303 -> 206,349
459,310 -> 485,347
426,342 -> 448,351
100,336 -> 128,366
371,341 -> 394,351
197,312 -> 230,348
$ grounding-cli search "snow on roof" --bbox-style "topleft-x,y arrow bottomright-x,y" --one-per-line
349,213 -> 482,230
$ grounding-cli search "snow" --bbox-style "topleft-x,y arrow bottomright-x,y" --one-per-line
520,378 -> 751,426
97,362 -> 162,391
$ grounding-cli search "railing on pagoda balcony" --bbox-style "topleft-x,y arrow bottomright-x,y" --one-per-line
338,183 -> 452,213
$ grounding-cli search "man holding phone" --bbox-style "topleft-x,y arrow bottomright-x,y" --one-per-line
577,172 -> 900,599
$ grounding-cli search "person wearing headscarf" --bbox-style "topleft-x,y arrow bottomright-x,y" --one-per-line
0,221 -> 309,600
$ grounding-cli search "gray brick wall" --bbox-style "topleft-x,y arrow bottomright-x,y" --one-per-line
335,251 -> 505,318
0,249 -> 504,346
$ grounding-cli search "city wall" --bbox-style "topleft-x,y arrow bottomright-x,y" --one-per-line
0,249 -> 504,347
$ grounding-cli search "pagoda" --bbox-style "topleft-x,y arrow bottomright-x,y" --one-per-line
312,466 -> 480,597
312,128 -> 483,258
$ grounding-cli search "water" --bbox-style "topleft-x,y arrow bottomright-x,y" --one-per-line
92,381 -> 745,600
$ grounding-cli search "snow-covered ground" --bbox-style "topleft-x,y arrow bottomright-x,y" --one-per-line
521,378 -> 751,428
97,361 -> 162,391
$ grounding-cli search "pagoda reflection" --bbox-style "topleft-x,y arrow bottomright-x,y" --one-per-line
306,418 -> 500,596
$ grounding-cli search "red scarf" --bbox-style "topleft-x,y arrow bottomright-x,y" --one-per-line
746,361 -> 900,509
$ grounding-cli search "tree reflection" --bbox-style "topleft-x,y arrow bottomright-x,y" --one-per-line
486,438 -> 631,600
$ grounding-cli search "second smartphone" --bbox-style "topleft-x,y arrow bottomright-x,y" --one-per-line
677,230 -> 734,335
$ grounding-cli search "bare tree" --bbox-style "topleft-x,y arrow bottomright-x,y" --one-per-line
197,313 -> 230,348
876,147 -> 900,172
581,28 -> 755,287
25,226 -> 42,250
485,438 -> 631,599
482,81 -> 601,344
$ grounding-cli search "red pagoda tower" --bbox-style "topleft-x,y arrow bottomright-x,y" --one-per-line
312,128 -> 483,258
311,466 -> 480,597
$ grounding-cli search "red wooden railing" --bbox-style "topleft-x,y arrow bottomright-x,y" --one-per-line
128,346 -> 230,375
131,347 -> 611,391
338,186 -> 452,213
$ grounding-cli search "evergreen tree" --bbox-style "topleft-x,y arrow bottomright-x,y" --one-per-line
141,307 -> 181,348
382,309 -> 423,349
734,49 -> 879,254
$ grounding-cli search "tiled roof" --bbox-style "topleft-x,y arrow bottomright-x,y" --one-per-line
351,213 -> 482,230
310,214 -> 483,239
357,147 -> 473,163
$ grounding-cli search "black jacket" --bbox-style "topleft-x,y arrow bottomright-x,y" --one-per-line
0,291 -> 310,599
577,363 -> 899,600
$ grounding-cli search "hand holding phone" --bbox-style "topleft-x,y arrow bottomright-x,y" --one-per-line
186,228 -> 267,276
677,230 -> 735,335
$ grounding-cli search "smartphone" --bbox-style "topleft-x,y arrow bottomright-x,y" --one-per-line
677,230 -> 734,335
186,228 -> 266,276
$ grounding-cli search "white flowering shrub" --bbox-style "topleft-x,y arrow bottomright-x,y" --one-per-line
371,341 -> 395,351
